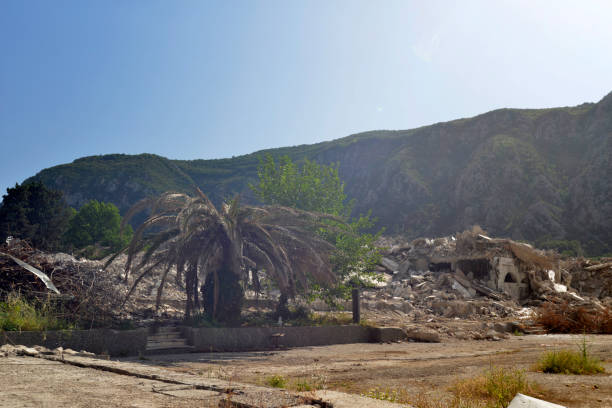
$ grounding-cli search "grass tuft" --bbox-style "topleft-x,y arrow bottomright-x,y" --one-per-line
266,375 -> 287,388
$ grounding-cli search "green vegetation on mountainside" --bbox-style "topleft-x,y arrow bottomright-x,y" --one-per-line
25,91 -> 612,255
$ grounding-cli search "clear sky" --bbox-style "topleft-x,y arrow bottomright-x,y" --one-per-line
1,0 -> 611,196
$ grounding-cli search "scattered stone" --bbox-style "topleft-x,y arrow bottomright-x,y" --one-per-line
405,327 -> 440,343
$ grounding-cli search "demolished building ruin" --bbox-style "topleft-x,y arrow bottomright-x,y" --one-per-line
378,232 -> 566,304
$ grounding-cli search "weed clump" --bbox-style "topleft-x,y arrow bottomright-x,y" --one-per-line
266,375 -> 287,388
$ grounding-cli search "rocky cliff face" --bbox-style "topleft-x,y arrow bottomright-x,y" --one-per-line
28,92 -> 612,255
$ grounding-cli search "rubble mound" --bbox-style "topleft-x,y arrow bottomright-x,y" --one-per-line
0,239 -> 186,327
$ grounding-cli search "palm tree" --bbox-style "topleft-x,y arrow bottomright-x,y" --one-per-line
116,188 -> 338,323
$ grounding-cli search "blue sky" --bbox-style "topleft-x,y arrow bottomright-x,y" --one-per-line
1,0 -> 611,196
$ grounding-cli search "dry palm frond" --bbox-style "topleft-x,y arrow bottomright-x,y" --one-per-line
118,189 -> 338,320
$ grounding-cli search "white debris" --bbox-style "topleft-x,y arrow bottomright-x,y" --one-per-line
508,393 -> 566,408
553,283 -> 567,293
517,307 -> 533,319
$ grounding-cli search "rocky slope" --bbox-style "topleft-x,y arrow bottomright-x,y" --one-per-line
27,92 -> 612,255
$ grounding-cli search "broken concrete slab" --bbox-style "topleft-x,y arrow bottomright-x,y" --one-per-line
381,257 -> 399,272
508,393 -> 566,408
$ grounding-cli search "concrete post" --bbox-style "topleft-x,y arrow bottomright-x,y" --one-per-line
352,288 -> 360,324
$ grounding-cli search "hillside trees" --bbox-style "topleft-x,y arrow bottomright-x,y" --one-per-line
251,154 -> 383,306
0,182 -> 73,251
63,200 -> 133,255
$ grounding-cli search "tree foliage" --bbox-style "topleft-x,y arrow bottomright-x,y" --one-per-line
63,200 -> 133,252
251,155 -> 383,306
251,154 -> 349,216
0,182 -> 73,251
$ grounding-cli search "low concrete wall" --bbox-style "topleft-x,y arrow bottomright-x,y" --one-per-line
0,328 -> 148,357
183,325 -> 406,352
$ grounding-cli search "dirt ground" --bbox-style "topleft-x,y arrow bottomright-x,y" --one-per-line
135,334 -> 612,407
2,335 -> 611,407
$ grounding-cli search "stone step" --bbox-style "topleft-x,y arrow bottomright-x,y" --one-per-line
524,325 -> 548,335
147,333 -> 184,341
144,345 -> 195,355
152,326 -> 181,333
146,340 -> 189,348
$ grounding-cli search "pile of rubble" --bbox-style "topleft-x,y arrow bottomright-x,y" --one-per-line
0,343 -> 97,359
565,257 -> 612,304
353,231 -> 612,338
0,238 -> 186,326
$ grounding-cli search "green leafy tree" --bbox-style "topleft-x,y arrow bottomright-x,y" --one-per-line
0,182 -> 73,250
251,155 -> 383,306
63,200 -> 133,252
251,154 -> 349,216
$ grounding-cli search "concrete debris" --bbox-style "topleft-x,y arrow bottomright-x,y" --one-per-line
380,257 -> 399,272
405,327 -> 441,343
565,257 -> 612,301
366,231 -> 612,340
0,344 -> 99,359
508,393 -> 566,408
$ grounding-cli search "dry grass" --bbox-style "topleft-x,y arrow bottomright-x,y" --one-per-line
362,367 -> 540,408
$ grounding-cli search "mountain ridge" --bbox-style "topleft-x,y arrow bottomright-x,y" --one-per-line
27,92 -> 612,255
